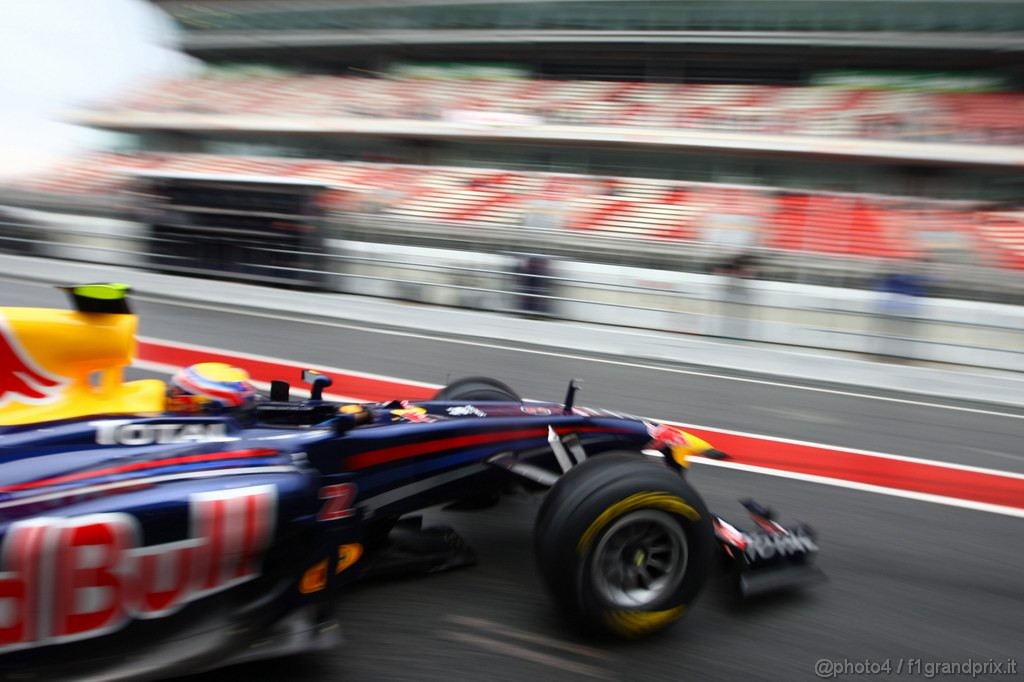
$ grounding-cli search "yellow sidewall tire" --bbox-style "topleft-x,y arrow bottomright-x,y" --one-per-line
534,452 -> 714,639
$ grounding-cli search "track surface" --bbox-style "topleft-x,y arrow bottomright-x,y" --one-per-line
8,282 -> 1024,681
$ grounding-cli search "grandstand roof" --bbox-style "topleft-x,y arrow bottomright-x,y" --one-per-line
123,0 -> 1024,147
178,29 -> 1024,54
74,113 -> 1024,170
152,0 -> 1024,56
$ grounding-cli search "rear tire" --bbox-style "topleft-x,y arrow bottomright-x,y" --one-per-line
534,452 -> 714,639
433,376 -> 521,402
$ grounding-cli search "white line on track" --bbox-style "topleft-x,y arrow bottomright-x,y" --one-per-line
658,418 -> 1024,481
444,615 -> 612,661
965,446 -> 1024,463
749,404 -> 845,425
128,296 -> 1024,420
692,458 -> 1024,519
440,630 -> 613,680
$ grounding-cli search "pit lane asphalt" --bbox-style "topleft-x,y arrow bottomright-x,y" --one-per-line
9,282 -> 1024,681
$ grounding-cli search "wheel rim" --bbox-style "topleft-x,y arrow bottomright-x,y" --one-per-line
590,509 -> 689,609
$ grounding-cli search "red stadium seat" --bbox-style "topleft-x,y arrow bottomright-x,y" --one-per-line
87,74 -> 1024,145
10,152 -> 1013,269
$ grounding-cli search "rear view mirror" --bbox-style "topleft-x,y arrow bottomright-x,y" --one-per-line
302,369 -> 333,401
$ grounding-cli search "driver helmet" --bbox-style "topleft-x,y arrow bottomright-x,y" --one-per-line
167,362 -> 257,415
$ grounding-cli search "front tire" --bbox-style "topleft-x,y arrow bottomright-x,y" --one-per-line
534,452 -> 714,639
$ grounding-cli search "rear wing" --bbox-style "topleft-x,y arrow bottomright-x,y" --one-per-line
0,284 -> 164,426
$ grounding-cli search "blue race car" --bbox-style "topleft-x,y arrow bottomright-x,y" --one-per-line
0,284 -> 823,681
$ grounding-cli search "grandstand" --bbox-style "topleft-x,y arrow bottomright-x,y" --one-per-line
91,75 -> 1024,147
14,152 -> 1023,271
6,0 -> 1024,296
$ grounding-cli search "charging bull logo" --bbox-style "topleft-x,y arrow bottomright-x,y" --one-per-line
0,316 -> 68,408
0,485 -> 276,652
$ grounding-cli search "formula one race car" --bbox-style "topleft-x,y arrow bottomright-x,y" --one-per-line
0,285 -> 824,681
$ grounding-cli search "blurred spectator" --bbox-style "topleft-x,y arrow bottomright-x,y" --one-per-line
522,177 -> 569,229
522,191 -> 565,229
517,253 -> 553,316
700,205 -> 761,259
873,259 -> 933,360
713,252 -> 760,340
362,185 -> 405,214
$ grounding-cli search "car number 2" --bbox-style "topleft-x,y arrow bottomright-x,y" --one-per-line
318,483 -> 358,521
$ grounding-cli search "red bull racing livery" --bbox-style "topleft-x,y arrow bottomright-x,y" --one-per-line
0,285 -> 824,681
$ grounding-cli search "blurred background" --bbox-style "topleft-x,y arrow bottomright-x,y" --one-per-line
2,5 -> 1023,681
1,0 -> 1022,369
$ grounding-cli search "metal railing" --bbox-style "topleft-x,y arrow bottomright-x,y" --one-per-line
1,219 -> 1020,371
